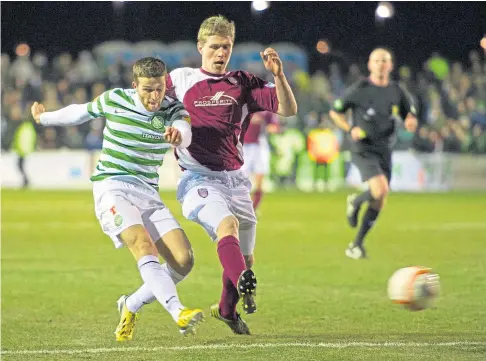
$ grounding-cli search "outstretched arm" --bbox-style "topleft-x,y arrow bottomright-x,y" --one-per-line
31,102 -> 92,127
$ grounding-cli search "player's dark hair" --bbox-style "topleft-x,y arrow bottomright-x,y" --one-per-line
133,57 -> 167,83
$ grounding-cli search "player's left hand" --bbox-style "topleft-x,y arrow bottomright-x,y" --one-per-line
164,126 -> 182,146
261,48 -> 283,77
31,101 -> 46,124
404,114 -> 418,133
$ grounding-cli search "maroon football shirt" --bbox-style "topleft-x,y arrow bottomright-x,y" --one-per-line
167,67 -> 279,171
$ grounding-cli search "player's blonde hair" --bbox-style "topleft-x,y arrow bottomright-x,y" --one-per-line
197,15 -> 235,45
132,57 -> 167,83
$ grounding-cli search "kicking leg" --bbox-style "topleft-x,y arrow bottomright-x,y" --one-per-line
125,228 -> 194,311
121,226 -> 203,336
123,228 -> 202,335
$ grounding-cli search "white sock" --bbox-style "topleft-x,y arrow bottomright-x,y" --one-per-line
126,263 -> 186,313
137,255 -> 184,322
126,284 -> 155,313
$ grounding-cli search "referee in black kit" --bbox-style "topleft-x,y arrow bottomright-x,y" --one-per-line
329,48 -> 417,259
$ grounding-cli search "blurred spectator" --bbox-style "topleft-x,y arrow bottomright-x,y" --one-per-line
440,125 -> 461,153
32,51 -> 50,79
347,63 -> 362,85
413,126 -> 434,153
62,126 -> 84,149
1,53 -> 11,87
329,63 -> 345,97
42,82 -> 61,111
470,124 -> 486,153
428,128 -> 443,152
84,118 -> 104,151
56,78 -> 71,104
0,41 -> 484,157
427,52 -> 449,81
52,52 -> 73,81
10,108 -> 37,187
470,101 -> 486,129
39,128 -> 58,149
90,82 -> 106,100
398,65 -> 414,92
10,53 -> 35,89
74,50 -> 102,85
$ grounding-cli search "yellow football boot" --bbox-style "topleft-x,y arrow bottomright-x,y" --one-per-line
114,295 -> 138,342
177,308 -> 205,335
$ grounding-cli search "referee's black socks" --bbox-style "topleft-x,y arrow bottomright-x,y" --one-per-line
353,190 -> 374,208
354,207 -> 380,247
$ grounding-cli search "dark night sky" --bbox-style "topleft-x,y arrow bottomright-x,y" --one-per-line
2,1 -> 485,72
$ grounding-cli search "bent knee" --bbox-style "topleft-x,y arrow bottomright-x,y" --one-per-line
171,248 -> 195,276
217,215 -> 239,239
120,225 -> 156,260
370,188 -> 388,209
373,189 -> 389,202
370,180 -> 390,201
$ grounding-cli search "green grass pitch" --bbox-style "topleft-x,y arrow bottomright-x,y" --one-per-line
2,189 -> 485,360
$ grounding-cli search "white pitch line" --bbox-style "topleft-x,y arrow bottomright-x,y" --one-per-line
1,341 -> 485,355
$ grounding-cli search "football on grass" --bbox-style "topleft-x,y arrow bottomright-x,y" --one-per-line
388,266 -> 440,311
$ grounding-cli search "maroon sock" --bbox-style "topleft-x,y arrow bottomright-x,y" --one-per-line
218,271 -> 239,319
252,190 -> 263,210
217,236 -> 246,320
217,235 -> 246,287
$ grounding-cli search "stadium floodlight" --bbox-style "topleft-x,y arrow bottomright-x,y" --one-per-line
481,36 -> 486,51
316,40 -> 330,54
15,43 -> 31,57
252,0 -> 270,12
375,2 -> 395,19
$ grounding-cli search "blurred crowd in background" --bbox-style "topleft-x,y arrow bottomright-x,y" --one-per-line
2,43 -> 486,155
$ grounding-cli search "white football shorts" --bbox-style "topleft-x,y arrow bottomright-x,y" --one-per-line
176,169 -> 257,255
93,176 -> 181,248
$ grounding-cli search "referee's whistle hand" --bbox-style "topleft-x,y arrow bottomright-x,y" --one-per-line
405,115 -> 418,133
351,127 -> 366,141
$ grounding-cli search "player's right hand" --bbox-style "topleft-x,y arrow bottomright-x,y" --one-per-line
164,126 -> 182,146
350,126 -> 366,141
31,102 -> 45,124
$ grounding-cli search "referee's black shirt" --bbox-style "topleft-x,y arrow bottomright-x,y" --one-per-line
332,78 -> 416,153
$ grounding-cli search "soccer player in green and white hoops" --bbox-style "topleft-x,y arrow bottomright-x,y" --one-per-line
31,57 -> 204,341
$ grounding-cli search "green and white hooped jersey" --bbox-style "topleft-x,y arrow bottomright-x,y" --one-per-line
87,88 -> 189,189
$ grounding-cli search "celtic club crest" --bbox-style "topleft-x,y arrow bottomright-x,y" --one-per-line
151,115 -> 165,130
114,214 -> 123,227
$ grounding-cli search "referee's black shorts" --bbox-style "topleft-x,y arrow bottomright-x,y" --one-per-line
351,150 -> 392,183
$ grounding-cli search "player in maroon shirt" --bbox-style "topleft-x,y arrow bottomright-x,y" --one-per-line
125,15 -> 297,335
242,111 -> 280,211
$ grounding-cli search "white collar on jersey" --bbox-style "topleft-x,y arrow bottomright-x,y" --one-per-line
199,67 -> 228,77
